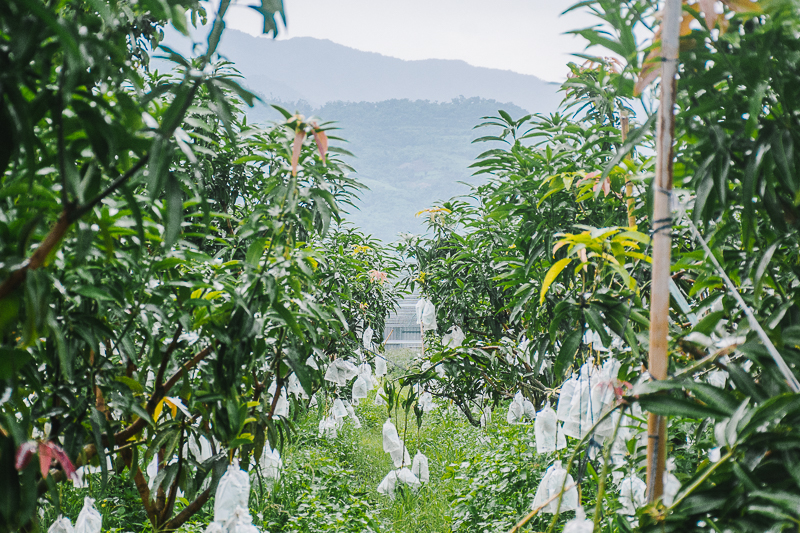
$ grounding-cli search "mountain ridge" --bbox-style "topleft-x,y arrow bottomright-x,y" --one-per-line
165,28 -> 562,112
160,29 -> 564,241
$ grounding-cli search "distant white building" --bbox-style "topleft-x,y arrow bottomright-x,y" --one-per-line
384,295 -> 422,349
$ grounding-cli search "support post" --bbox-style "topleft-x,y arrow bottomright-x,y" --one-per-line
646,0 -> 681,503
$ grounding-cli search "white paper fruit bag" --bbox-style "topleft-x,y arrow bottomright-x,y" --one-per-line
48,516 -> 74,533
411,451 -> 430,483
214,462 -> 251,523
74,498 -> 102,533
382,419 -> 401,453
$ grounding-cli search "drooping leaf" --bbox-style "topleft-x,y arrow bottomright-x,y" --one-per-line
539,257 -> 572,305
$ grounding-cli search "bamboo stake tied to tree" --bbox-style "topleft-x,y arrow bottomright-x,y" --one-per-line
646,0 -> 682,503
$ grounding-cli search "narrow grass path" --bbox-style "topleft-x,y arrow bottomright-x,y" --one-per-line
272,348 -> 491,532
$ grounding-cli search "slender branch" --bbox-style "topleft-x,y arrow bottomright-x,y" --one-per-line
267,329 -> 286,420
154,446 -> 168,523
267,375 -> 284,420
543,404 -> 625,533
120,447 -> 157,526
593,406 -> 626,530
58,345 -> 213,485
666,448 -> 734,512
163,345 -> 213,392
162,428 -> 184,525
673,343 -> 740,380
507,482 -> 578,533
453,396 -> 481,427
0,210 -> 70,301
161,486 -> 212,532
155,326 -> 184,393
70,157 -> 147,222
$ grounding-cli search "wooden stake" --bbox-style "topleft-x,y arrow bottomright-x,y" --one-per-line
647,0 -> 681,503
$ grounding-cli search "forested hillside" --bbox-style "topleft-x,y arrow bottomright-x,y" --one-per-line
249,98 -> 533,241
157,28 -> 561,241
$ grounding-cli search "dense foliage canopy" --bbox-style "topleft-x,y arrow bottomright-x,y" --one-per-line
4,0 -> 800,532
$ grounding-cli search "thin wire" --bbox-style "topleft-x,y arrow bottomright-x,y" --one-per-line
674,199 -> 800,393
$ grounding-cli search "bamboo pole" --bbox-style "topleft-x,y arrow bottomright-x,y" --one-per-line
646,0 -> 681,503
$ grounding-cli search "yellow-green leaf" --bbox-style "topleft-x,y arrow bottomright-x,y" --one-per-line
539,258 -> 572,305
615,230 -> 650,245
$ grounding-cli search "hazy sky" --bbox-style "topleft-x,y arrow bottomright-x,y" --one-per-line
223,0 -> 600,83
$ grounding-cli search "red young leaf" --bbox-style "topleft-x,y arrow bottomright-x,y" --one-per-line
38,442 -> 53,479
312,129 -> 328,162
634,47 -> 661,97
291,129 -> 306,177
593,176 -> 612,197
14,441 -> 37,471
697,0 -> 719,29
48,442 -> 78,482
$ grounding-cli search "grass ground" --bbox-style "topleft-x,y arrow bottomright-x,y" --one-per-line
255,348 -> 492,532
41,349 -> 551,533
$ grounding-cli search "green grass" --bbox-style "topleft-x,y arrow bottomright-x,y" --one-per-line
40,349 -> 543,533
259,348 -> 491,532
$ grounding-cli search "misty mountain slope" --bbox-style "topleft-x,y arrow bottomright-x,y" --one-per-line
159,28 -> 563,241
252,98 -> 532,242
164,28 -> 561,112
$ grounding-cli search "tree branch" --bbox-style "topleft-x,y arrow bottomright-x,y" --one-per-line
70,157 -> 147,222
0,210 -> 71,301
155,326 -> 183,394
38,345 -> 215,497
120,447 -> 157,526
161,486 -> 212,532
0,156 -> 146,302
163,345 -> 213,392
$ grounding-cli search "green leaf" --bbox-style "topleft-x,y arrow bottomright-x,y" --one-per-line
751,490 -> 800,514
692,311 -> 725,336
212,77 -> 259,108
754,240 -> 779,300
273,300 -> 303,341
121,184 -> 145,257
685,382 -> 740,415
169,4 -> 190,36
554,328 -> 582,379
739,394 -> 800,439
250,0 -> 286,37
115,376 -> 144,394
585,306 -> 611,348
245,238 -> 269,267
637,393 -> 730,420
727,363 -> 766,403
73,285 -> 115,302
164,173 -> 183,248
0,348 -> 31,381
89,408 -> 109,489
271,105 -> 292,120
